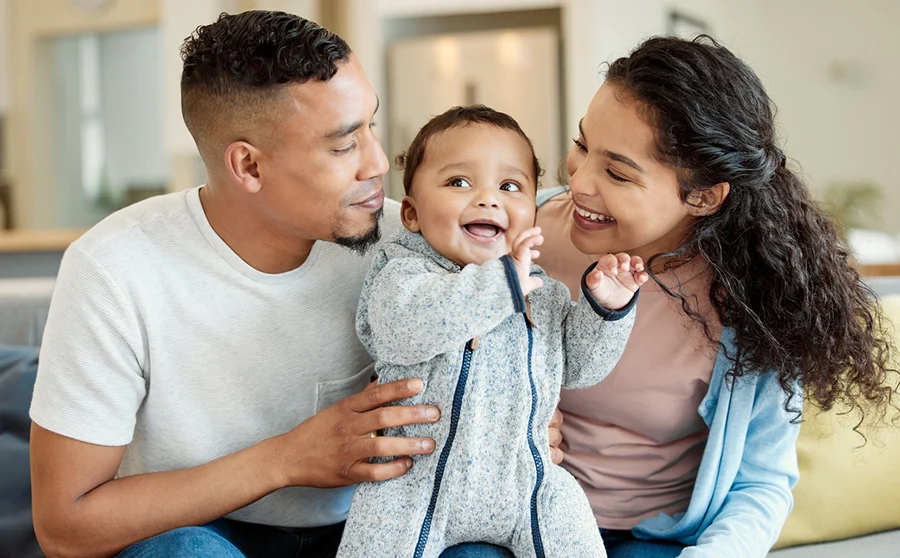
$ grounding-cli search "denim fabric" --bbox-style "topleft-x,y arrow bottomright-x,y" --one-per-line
602,529 -> 685,558
116,519 -> 344,558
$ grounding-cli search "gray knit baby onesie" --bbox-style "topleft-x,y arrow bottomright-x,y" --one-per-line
337,229 -> 636,558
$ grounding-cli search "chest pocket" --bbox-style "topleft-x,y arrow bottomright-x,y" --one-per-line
315,364 -> 374,413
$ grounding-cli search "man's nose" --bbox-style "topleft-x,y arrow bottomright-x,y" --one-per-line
359,130 -> 390,181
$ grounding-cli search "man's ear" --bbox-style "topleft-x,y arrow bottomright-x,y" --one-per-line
224,141 -> 262,194
685,182 -> 731,216
400,196 -> 420,232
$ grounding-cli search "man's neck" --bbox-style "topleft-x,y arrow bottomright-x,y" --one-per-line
199,182 -> 316,274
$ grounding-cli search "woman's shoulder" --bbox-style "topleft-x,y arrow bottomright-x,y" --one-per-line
536,185 -> 570,207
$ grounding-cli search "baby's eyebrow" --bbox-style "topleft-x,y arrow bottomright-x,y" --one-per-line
501,165 -> 530,179
437,162 -> 471,174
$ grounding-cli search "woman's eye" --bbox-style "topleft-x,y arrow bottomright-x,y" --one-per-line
500,182 -> 521,193
572,138 -> 587,152
606,169 -> 629,183
449,178 -> 471,188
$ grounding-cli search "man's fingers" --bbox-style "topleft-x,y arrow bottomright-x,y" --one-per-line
345,458 -> 415,483
360,435 -> 436,459
345,378 -> 425,413
550,447 -> 565,465
549,407 -> 564,428
361,404 -> 440,433
549,427 -> 562,449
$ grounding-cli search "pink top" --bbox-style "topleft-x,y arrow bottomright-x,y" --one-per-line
537,191 -> 723,529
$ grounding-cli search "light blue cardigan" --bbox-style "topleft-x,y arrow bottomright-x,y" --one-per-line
633,328 -> 801,557
538,187 -> 802,557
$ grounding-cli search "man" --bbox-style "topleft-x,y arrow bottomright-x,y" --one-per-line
29,12 -> 442,557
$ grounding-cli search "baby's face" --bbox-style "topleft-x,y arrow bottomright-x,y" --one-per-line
402,124 -> 537,266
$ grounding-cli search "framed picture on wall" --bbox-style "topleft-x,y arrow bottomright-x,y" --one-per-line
668,10 -> 710,39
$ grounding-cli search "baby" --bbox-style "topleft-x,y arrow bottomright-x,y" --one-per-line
337,106 -> 648,558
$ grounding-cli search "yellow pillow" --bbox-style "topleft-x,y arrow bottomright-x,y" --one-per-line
774,295 -> 900,549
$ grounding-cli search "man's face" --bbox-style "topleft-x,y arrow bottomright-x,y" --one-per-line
254,55 -> 389,251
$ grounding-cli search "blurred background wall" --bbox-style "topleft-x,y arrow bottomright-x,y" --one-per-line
0,0 -> 895,260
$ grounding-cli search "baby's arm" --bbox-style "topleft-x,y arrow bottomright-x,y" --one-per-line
361,255 -> 526,366
560,254 -> 647,388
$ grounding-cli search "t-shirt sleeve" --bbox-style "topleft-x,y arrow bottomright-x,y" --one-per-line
29,244 -> 147,446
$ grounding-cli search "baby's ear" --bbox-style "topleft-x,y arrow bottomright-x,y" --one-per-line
400,196 -> 420,232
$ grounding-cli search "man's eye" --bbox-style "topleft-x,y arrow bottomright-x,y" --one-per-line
500,182 -> 521,192
449,178 -> 471,188
334,143 -> 356,155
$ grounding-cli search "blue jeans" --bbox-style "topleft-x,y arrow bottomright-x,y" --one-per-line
115,519 -> 513,558
601,528 -> 686,558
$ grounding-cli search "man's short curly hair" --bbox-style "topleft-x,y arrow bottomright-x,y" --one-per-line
180,11 -> 351,161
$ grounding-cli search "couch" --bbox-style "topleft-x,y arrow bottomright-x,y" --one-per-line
2,276 -> 898,557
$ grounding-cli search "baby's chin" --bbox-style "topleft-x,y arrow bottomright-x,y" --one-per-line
456,246 -> 513,267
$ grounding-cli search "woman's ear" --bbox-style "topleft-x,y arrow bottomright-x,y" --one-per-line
400,196 -> 420,232
686,182 -> 731,216
224,141 -> 263,194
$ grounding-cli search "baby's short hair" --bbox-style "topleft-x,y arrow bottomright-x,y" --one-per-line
395,105 -> 543,196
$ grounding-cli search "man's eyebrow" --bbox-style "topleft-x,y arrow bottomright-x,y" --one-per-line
323,95 -> 380,140
579,118 -> 646,174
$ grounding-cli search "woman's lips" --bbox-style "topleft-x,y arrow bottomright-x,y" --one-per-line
572,208 -> 616,231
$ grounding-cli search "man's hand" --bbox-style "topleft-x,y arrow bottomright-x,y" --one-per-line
549,405 -> 565,465
509,227 -> 544,296
585,253 -> 649,310
273,378 -> 440,487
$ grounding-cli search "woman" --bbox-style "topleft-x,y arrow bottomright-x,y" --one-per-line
532,36 -> 893,558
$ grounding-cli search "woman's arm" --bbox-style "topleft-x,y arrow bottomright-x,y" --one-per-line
680,376 -> 801,558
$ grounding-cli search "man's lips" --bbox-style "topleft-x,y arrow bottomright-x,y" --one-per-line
353,188 -> 385,210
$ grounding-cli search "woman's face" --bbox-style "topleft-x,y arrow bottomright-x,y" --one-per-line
566,83 -> 695,261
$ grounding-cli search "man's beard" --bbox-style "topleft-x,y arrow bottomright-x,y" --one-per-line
334,207 -> 384,255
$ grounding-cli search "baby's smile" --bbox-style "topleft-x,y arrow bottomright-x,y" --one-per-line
461,219 -> 507,245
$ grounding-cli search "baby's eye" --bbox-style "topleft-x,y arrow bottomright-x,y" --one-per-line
500,182 -> 521,193
449,178 -> 471,188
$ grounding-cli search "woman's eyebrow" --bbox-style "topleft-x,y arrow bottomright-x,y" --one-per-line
579,118 -> 646,174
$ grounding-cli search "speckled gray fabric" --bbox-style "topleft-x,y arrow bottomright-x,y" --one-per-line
338,229 -> 636,558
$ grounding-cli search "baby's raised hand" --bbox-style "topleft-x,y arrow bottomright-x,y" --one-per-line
585,253 -> 649,310
509,227 -> 544,297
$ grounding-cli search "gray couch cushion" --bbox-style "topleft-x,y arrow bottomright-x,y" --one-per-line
0,279 -> 54,346
768,529 -> 900,557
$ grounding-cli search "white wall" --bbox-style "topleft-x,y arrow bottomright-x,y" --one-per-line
759,0 -> 900,232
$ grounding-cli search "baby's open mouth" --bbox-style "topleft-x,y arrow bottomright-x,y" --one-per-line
462,220 -> 506,241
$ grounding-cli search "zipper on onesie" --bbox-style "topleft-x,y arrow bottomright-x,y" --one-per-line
413,342 -> 476,558
525,318 -> 546,557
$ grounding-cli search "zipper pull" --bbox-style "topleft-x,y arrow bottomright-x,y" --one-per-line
525,296 -> 536,328
468,337 -> 480,351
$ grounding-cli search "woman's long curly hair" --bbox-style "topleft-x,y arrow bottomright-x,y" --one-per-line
605,36 -> 895,425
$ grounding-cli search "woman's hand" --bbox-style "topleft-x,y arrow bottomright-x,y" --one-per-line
549,405 -> 565,465
585,253 -> 649,310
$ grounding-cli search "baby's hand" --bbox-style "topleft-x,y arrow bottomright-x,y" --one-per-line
509,227 -> 544,297
585,253 -> 649,310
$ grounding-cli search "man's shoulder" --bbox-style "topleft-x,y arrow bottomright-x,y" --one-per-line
71,189 -> 194,261
380,197 -> 402,236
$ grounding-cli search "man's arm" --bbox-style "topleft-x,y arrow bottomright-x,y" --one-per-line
31,378 -> 439,558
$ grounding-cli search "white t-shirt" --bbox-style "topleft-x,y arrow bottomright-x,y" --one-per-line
30,186 -> 400,527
